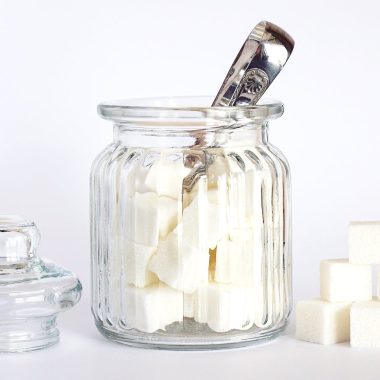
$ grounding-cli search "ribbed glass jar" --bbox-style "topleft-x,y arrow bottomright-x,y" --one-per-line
90,97 -> 292,349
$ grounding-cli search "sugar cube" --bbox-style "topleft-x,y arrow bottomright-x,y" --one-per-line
349,221 -> 380,264
194,284 -> 254,332
320,259 -> 372,302
148,230 -> 209,293
183,190 -> 227,250
296,299 -> 351,345
206,190 -> 228,250
144,156 -> 190,199
125,283 -> 183,333
125,192 -> 179,246
148,187 -> 232,292
214,236 -> 254,286
123,241 -> 158,288
351,300 -> 380,347
206,153 -> 227,189
184,293 -> 195,318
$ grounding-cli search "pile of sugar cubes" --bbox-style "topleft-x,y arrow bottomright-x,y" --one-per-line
296,221 -> 380,347
110,153 -> 260,334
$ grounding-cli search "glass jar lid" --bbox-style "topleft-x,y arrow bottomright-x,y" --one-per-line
0,215 -> 82,352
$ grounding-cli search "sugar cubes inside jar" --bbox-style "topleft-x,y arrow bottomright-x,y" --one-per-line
90,97 -> 292,349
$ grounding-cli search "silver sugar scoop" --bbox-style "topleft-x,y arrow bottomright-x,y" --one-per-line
212,21 -> 294,107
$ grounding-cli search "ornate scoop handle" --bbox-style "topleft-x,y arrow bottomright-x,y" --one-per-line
212,21 -> 294,107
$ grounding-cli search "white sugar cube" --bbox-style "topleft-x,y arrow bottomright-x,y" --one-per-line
351,300 -> 380,347
207,154 -> 227,189
180,192 -> 208,248
148,231 -> 209,293
144,156 -> 190,199
183,190 -> 227,250
214,236 -> 254,286
296,299 -> 351,345
349,221 -> 380,264
125,192 -> 179,246
148,188 -> 230,292
125,283 -> 183,333
207,190 -> 228,250
226,171 -> 247,231
234,149 -> 264,226
209,149 -> 265,234
193,286 -> 208,324
320,259 -> 372,302
123,241 -> 158,288
157,196 -> 181,238
184,293 -> 195,318
207,151 -> 247,229
224,149 -> 267,231
194,284 -> 254,332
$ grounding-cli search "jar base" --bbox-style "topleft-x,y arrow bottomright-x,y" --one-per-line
0,316 -> 59,353
95,319 -> 288,351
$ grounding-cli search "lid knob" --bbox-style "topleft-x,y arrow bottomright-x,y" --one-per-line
0,215 -> 40,263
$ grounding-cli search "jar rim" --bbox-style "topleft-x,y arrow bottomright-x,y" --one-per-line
97,96 -> 284,129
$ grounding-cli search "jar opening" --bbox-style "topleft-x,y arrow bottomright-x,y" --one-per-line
97,96 -> 283,131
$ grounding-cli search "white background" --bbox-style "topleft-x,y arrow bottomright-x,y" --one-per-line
1,0 -> 380,378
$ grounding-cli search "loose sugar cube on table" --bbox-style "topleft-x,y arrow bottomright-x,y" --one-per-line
351,300 -> 380,347
320,259 -> 372,302
296,299 -> 351,345
349,221 -> 380,264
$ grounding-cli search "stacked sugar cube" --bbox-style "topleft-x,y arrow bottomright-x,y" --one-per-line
111,154 -> 260,333
296,222 -> 380,347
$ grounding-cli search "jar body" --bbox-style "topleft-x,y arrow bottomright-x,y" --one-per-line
91,102 -> 291,349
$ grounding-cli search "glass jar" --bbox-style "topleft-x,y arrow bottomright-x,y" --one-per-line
90,97 -> 291,349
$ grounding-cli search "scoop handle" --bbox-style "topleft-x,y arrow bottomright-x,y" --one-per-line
212,21 -> 294,107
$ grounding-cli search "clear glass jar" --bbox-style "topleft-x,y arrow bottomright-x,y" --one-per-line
90,97 -> 292,349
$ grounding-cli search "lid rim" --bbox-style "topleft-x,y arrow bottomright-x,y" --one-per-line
0,215 -> 34,230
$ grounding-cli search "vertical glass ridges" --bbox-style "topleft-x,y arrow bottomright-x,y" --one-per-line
90,134 -> 291,349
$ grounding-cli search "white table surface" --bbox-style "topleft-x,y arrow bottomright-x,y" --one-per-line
2,296 -> 380,380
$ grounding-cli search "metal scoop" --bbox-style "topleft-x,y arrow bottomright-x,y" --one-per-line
212,21 -> 294,107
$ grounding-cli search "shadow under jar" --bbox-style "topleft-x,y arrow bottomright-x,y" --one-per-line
91,97 -> 292,350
